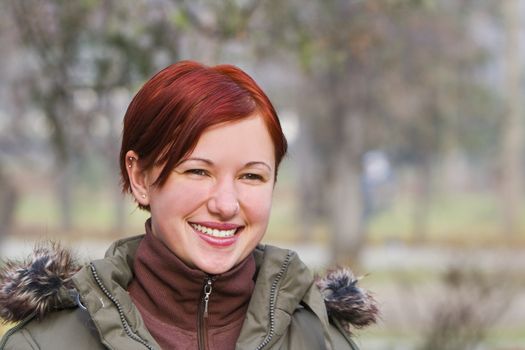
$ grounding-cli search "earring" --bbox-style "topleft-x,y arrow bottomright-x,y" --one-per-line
128,157 -> 134,168
142,194 -> 146,199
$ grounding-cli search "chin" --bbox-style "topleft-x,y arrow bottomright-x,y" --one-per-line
196,257 -> 236,275
199,264 -> 232,275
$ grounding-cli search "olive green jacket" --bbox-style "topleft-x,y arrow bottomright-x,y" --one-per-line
0,236 -> 376,349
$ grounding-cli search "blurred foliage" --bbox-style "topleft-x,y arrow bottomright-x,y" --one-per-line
244,0 -> 512,260
418,267 -> 516,350
0,0 -> 522,249
0,0 -> 522,244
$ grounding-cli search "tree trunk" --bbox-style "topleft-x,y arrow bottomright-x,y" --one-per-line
0,169 -> 18,236
501,0 -> 523,236
328,158 -> 365,267
56,159 -> 73,231
412,159 -> 433,242
296,119 -> 321,242
113,182 -> 126,232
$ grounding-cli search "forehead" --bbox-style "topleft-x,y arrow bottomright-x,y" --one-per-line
189,115 -> 276,166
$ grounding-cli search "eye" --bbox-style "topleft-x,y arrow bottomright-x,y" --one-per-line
185,169 -> 208,176
240,173 -> 264,181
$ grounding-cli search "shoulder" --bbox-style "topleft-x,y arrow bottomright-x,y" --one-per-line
1,308 -> 103,350
0,239 -> 139,350
254,245 -> 376,349
327,318 -> 360,350
288,304 -> 360,350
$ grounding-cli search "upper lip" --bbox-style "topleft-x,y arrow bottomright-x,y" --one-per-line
189,221 -> 243,230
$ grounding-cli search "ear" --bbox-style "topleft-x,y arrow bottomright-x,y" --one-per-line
125,150 -> 150,207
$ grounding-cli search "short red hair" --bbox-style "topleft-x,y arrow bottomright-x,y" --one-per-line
119,61 -> 287,202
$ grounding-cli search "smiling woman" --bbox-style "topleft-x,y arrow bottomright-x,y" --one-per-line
0,61 -> 377,349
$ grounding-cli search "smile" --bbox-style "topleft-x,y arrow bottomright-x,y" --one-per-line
190,223 -> 238,238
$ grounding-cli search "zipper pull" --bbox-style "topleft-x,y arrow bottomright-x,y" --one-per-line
203,278 -> 213,318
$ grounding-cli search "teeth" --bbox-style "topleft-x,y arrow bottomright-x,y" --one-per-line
191,224 -> 237,238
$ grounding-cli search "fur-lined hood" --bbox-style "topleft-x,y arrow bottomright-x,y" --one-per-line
0,240 -> 378,335
316,269 -> 378,333
0,243 -> 81,323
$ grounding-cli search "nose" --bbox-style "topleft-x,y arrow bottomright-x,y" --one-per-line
207,179 -> 240,219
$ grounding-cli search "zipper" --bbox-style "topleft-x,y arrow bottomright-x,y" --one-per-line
255,251 -> 293,350
89,263 -> 154,350
198,276 -> 214,350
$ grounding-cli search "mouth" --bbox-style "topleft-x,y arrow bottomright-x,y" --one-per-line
190,222 -> 243,238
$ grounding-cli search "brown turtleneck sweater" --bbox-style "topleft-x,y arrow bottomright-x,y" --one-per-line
127,222 -> 256,350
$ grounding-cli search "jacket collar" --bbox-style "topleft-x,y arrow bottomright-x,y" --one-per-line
73,238 -> 326,350
73,235 -> 160,349
0,235 -> 378,349
237,244 -> 331,349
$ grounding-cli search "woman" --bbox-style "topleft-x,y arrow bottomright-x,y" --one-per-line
0,61 -> 377,349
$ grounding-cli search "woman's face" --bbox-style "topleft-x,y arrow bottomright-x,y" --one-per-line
144,115 -> 275,275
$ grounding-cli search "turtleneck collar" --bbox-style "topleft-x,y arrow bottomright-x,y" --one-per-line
128,219 -> 255,345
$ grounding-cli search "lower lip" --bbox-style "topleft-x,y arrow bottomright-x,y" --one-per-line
193,228 -> 241,247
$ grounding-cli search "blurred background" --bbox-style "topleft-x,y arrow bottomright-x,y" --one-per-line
1,0 -> 524,348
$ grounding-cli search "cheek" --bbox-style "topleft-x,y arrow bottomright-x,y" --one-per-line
151,181 -> 210,216
243,187 -> 273,225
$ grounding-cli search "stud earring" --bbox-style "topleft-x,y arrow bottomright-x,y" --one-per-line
142,194 -> 146,199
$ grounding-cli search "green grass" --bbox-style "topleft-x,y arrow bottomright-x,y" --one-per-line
15,192 -> 60,227
14,189 -> 148,237
12,184 -> 525,246
368,192 -> 525,245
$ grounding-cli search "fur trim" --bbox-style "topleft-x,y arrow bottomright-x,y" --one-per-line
0,242 -> 81,322
316,268 -> 379,333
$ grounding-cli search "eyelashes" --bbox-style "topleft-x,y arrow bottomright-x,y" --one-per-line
183,169 -> 267,182
240,173 -> 264,181
185,169 -> 209,176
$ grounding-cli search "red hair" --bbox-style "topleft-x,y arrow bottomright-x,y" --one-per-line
119,61 -> 287,205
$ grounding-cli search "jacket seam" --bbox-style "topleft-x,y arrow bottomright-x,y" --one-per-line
0,313 -> 37,350
20,329 -> 39,350
105,234 -> 144,256
330,318 -> 359,350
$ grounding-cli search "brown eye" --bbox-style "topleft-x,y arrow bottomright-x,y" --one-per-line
241,173 -> 264,181
186,169 -> 208,176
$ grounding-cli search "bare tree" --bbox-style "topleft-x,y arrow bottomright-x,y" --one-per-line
8,0 -> 100,230
6,0 -> 186,232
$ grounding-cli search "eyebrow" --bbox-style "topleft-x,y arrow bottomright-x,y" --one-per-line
245,161 -> 273,172
180,157 -> 213,165
181,158 -> 273,172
